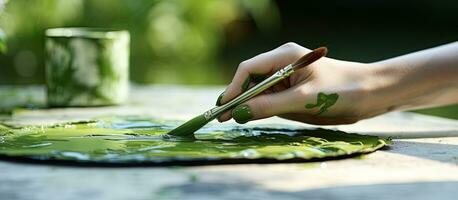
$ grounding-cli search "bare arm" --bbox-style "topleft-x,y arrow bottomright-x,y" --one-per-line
217,42 -> 458,125
370,42 -> 458,113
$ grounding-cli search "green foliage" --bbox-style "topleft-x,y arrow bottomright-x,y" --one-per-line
412,104 -> 458,119
0,28 -> 6,53
0,0 -> 280,84
0,0 -> 7,54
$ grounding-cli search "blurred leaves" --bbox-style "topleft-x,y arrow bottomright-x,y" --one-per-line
145,0 -> 241,84
0,0 -> 7,53
240,0 -> 280,32
0,0 -> 85,84
0,28 -> 6,53
0,0 -> 280,84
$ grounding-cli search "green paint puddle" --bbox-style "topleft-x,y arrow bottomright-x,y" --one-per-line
0,116 -> 388,166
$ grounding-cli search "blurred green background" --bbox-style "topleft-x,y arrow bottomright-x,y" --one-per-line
0,0 -> 456,119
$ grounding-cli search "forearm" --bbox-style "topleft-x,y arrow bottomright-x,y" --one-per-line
369,42 -> 458,113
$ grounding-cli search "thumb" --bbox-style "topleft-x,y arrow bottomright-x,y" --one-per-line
231,90 -> 296,124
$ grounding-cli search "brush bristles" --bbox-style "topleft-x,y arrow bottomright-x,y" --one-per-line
292,47 -> 327,70
167,114 -> 208,136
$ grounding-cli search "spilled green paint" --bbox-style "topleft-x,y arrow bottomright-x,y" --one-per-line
305,92 -> 339,115
0,116 -> 388,165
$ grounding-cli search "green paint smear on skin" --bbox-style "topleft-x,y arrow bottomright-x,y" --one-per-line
306,92 -> 339,115
0,116 -> 388,165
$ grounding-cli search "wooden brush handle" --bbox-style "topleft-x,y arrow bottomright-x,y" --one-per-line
292,47 -> 328,70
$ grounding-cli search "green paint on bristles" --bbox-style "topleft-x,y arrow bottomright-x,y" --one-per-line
167,114 -> 209,137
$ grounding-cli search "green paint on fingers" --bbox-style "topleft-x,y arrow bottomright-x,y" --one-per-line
241,76 -> 251,92
232,104 -> 253,124
215,91 -> 225,106
305,92 -> 339,115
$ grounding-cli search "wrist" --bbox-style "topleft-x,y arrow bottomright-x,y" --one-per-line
360,61 -> 409,116
365,59 -> 449,113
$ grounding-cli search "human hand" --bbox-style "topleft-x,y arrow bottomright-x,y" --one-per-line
216,42 -> 383,125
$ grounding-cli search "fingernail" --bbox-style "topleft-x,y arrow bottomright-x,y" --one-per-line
232,104 -> 253,124
241,76 -> 251,92
216,91 -> 225,106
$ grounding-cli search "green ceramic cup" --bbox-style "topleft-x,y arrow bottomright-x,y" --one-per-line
45,28 -> 130,107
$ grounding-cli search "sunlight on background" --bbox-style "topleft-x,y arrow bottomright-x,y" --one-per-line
0,0 -> 280,84
0,0 -> 456,118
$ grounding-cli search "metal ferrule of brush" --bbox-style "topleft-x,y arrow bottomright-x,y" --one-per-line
203,64 -> 295,120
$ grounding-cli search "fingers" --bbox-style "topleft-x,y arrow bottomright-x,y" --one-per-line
226,89 -> 301,124
218,42 -> 308,107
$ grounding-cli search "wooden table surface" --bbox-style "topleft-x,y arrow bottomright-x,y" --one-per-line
0,85 -> 457,200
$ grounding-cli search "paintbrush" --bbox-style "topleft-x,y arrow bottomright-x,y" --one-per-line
167,47 -> 328,137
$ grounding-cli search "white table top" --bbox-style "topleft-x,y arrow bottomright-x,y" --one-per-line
0,85 -> 457,200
